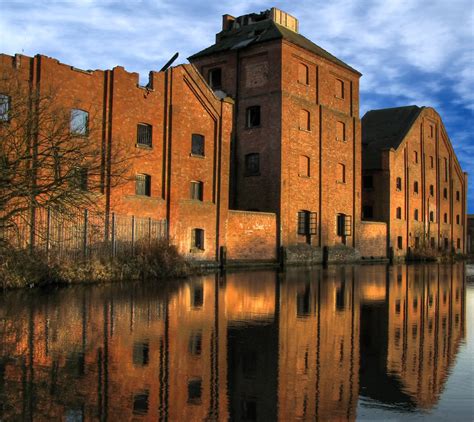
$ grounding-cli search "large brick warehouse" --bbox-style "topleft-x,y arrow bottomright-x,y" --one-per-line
0,7 -> 468,264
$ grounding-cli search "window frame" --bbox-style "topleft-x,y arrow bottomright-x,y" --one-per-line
208,67 -> 222,90
0,93 -> 11,122
191,228 -> 205,251
246,106 -> 261,128
337,213 -> 352,236
297,210 -> 317,236
136,123 -> 152,148
191,133 -> 205,157
190,180 -> 204,201
396,177 -> 402,191
135,173 -> 151,196
70,108 -> 89,136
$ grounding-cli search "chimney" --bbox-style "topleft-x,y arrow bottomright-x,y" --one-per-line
270,7 -> 299,33
222,14 -> 235,31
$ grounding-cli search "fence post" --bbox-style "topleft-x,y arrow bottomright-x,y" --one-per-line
46,207 -> 51,259
131,215 -> 135,255
148,217 -> 152,247
83,209 -> 88,260
111,212 -> 116,258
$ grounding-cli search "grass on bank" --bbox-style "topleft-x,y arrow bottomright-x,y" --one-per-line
0,240 -> 190,289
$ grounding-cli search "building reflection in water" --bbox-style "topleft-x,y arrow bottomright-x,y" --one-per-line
0,263 -> 466,421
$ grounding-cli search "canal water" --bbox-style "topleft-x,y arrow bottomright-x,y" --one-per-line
0,263 -> 472,421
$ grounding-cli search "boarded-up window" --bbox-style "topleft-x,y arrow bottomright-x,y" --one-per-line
299,109 -> 310,131
298,63 -> 309,85
299,155 -> 310,177
337,163 -> 346,183
336,121 -> 346,141
335,78 -> 344,98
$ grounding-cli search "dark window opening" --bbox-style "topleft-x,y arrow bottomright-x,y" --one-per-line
297,283 -> 311,317
208,68 -> 222,90
136,174 -> 151,196
457,238 -> 461,249
444,213 -> 448,223
431,237 -> 435,248
137,123 -> 152,147
429,185 -> 434,196
245,153 -> 260,176
133,341 -> 149,366
246,106 -> 261,128
187,378 -> 202,404
456,191 -> 460,201
414,209 -> 419,221
190,181 -> 203,201
191,229 -> 204,251
456,214 -> 460,224
133,391 -> 149,415
396,177 -> 402,191
189,331 -> 202,356
396,207 -> 402,219
336,282 -> 346,312
397,236 -> 403,250
414,181 -> 419,194
191,134 -> 205,156
443,187 -> 448,199
70,167 -> 88,191
430,211 -> 434,222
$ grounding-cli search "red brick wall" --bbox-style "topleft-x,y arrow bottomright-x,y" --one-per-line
357,221 -> 387,258
225,210 -> 277,261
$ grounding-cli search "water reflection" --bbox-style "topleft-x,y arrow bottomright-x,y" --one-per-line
0,263 -> 466,421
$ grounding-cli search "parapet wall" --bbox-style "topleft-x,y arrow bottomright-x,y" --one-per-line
357,221 -> 388,258
225,210 -> 277,262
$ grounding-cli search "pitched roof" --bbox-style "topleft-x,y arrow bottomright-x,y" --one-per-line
362,105 -> 423,170
188,20 -> 361,76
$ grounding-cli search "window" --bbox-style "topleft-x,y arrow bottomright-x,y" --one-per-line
191,283 -> 204,307
336,121 -> 346,141
298,155 -> 310,177
443,187 -> 448,199
298,62 -> 309,85
414,181 -> 419,194
133,341 -> 149,366
0,94 -> 10,121
135,174 -> 151,196
246,106 -> 261,128
208,67 -> 222,89
70,167 -> 88,191
429,211 -> 434,222
430,156 -> 434,168
337,214 -> 352,236
338,163 -> 346,183
444,158 -> 448,181
444,238 -> 449,250
191,228 -> 204,250
396,177 -> 402,191
191,134 -> 205,156
137,123 -> 152,147
430,124 -> 434,138
189,331 -> 202,356
363,175 -> 373,189
456,191 -> 460,201
70,109 -> 89,135
431,237 -> 435,248
190,181 -> 203,201
335,78 -> 344,98
397,236 -> 403,250
245,153 -> 260,176
444,213 -> 448,223
457,238 -> 461,249
414,209 -> 419,221
362,205 -> 373,219
396,207 -> 402,219
133,391 -> 149,415
297,210 -> 317,235
456,214 -> 460,225
299,109 -> 310,131
429,185 -> 434,196
413,151 -> 418,163
187,378 -> 202,404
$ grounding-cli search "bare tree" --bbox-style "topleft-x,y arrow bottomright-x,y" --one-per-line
0,74 -> 130,242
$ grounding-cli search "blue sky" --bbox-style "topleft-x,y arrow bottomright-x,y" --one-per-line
1,0 -> 473,211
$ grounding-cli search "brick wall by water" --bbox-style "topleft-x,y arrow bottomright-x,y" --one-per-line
357,221 -> 388,258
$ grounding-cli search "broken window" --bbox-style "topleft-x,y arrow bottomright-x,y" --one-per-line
70,109 -> 89,135
246,106 -> 261,128
0,94 -> 10,121
208,67 -> 222,90
137,123 -> 152,147
298,155 -> 310,177
297,210 -> 317,236
135,174 -> 151,196
299,109 -> 310,131
191,134 -> 205,156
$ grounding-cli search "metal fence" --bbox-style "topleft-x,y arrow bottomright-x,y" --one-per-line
1,208 -> 167,260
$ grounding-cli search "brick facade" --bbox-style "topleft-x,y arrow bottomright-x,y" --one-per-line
362,106 -> 468,258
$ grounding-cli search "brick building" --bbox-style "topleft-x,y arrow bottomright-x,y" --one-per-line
189,8 -> 363,258
468,215 -> 474,255
361,106 -> 468,258
0,7 -> 468,264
